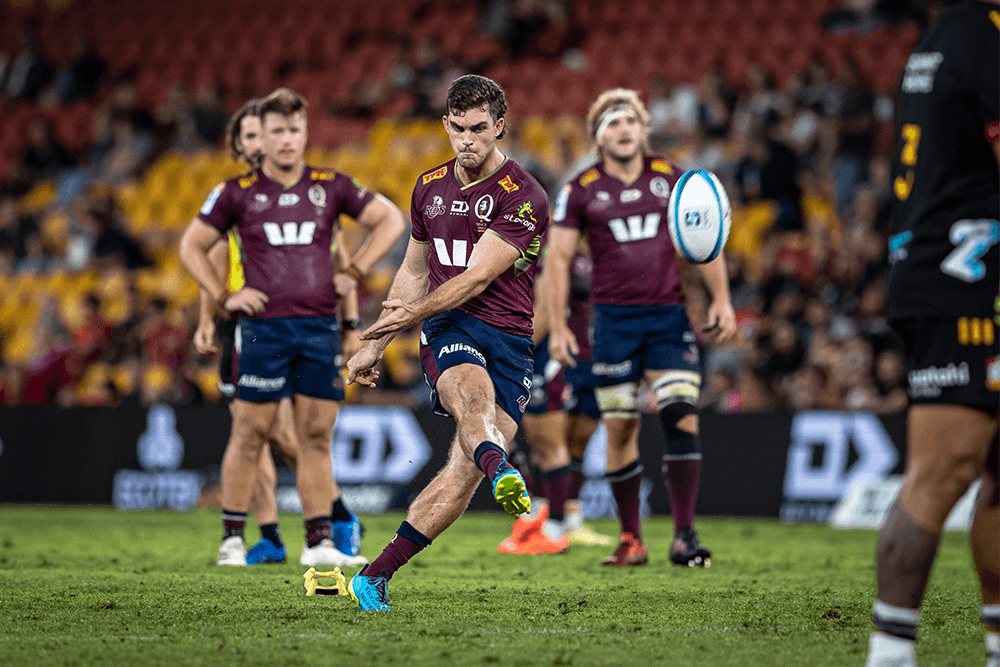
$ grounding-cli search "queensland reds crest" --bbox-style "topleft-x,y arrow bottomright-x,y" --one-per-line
308,184 -> 327,208
475,194 -> 494,221
424,195 -> 446,219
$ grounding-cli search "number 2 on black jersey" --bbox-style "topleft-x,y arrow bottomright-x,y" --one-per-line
894,124 -> 921,201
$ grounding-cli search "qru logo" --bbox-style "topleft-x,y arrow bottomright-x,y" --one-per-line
578,423 -> 653,519
113,404 -> 203,510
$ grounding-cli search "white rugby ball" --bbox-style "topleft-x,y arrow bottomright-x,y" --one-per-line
667,169 -> 731,263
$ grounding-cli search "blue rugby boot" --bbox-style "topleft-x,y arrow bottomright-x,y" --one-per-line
348,567 -> 390,611
245,538 -> 287,564
333,511 -> 362,556
492,465 -> 531,517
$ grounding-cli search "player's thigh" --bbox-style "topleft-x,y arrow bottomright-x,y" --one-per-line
906,405 -> 997,488
269,397 -> 299,466
522,410 -> 568,457
229,398 -> 280,446
566,413 -> 600,458
288,316 -> 346,403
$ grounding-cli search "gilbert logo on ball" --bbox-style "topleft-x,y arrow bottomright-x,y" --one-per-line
667,169 -> 731,264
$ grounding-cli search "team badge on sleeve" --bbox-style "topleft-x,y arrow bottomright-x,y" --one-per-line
200,184 -> 224,215
579,168 -> 600,188
651,159 -> 674,174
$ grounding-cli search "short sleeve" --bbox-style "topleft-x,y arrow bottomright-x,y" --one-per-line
552,182 -> 584,231
335,174 -> 376,219
198,181 -> 237,234
409,183 -> 428,244
488,189 -> 549,254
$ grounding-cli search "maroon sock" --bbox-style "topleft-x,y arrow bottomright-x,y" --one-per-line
607,460 -> 643,540
569,457 -> 585,500
540,465 -> 573,521
304,516 -> 333,547
473,441 -> 507,482
222,509 -> 246,540
365,521 -> 431,580
663,457 -> 702,535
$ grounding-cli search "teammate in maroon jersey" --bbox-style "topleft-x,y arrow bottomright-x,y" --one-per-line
548,88 -> 737,567
345,75 -> 548,610
191,99 -> 366,564
179,88 -> 406,568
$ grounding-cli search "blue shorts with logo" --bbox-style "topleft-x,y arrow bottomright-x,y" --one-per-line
419,310 -> 534,424
591,304 -> 699,387
563,360 -> 601,419
234,316 -> 345,402
525,336 -> 566,415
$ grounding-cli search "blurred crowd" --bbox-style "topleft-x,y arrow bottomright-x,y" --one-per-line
0,2 -> 922,414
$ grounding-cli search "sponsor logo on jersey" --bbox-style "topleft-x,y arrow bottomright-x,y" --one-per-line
422,165 -> 448,184
498,175 -> 519,193
200,184 -> 224,215
311,170 -> 335,181
620,188 -> 642,203
437,343 -> 486,365
238,174 -> 257,189
987,357 -> 1000,391
651,159 -> 673,174
908,362 -> 970,398
592,360 -> 633,378
579,168 -> 600,188
278,193 -> 300,207
451,200 -> 469,214
308,184 -> 326,208
516,395 -> 528,413
650,176 -> 670,199
424,195 -> 446,219
475,194 -> 494,221
238,374 -> 287,391
901,51 -> 943,94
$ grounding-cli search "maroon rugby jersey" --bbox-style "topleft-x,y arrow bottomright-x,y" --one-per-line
410,157 -> 548,336
199,166 -> 374,319
553,156 -> 684,306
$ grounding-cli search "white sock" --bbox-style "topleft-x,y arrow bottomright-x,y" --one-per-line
986,630 -> 999,665
866,631 -> 916,667
541,518 -> 564,541
873,601 -> 920,639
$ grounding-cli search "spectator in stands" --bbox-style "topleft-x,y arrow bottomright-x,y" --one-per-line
142,298 -> 190,371
86,192 -> 150,270
54,34 -> 105,103
89,109 -> 156,185
191,83 -> 229,145
697,63 -> 738,139
831,59 -> 876,215
22,118 -> 74,180
647,75 -> 699,144
733,122 -> 803,233
1,26 -> 51,101
20,297 -> 76,406
72,293 -> 114,369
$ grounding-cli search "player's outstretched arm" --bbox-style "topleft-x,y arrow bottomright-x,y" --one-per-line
335,194 -> 407,296
362,232 -> 519,341
695,252 -> 737,344
545,225 -> 581,368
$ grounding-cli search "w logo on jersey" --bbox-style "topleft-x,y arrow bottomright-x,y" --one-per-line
433,238 -> 475,267
262,221 -> 317,246
608,213 -> 661,243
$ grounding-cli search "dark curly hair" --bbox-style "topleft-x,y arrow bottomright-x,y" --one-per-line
445,74 -> 508,140
225,98 -> 260,164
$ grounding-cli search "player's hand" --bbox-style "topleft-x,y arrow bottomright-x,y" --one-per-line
360,299 -> 419,340
346,342 -> 383,387
224,288 -> 269,316
701,300 -> 737,345
334,273 -> 359,298
342,329 -> 363,361
193,318 -> 217,355
548,327 -> 579,369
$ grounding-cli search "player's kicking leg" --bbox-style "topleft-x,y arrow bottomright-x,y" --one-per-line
350,364 -> 524,610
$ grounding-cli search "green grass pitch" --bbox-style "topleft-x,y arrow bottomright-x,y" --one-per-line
0,506 -> 985,667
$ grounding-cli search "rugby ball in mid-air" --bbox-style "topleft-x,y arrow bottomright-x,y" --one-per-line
667,169 -> 731,264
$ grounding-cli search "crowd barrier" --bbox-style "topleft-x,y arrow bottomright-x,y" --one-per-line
0,405 -> 909,523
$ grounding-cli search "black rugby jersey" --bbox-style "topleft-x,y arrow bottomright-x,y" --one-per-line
887,0 -> 999,319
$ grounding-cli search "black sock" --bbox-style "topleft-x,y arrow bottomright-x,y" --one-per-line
332,497 -> 353,522
259,522 -> 282,547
